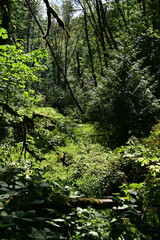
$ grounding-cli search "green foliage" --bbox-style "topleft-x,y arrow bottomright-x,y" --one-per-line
0,166 -> 67,240
0,42 -> 47,106
0,28 -> 8,40
86,47 -> 160,147
66,207 -> 110,240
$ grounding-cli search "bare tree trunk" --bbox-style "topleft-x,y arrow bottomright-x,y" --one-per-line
78,0 -> 109,67
84,9 -> 97,87
76,51 -> 84,88
98,0 -> 118,49
94,0 -> 110,66
95,35 -> 104,76
142,0 -> 146,16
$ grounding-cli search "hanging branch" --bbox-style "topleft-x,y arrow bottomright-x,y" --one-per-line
43,0 -> 70,39
25,0 -> 84,114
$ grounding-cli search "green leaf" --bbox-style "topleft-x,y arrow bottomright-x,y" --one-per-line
0,28 -> 8,39
89,231 -> 99,237
0,181 -> 8,188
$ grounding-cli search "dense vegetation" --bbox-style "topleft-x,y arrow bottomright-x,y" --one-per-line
0,0 -> 160,239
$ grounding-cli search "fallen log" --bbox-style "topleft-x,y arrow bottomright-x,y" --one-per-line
67,196 -> 118,210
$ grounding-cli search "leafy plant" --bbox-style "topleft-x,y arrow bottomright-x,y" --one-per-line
0,42 -> 47,107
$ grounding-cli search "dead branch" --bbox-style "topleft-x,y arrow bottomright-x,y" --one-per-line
43,0 -> 70,39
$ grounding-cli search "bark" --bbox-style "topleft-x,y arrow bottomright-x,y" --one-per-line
95,34 -> 104,75
78,0 -> 108,67
43,0 -> 70,38
84,9 -> 97,87
98,0 -> 117,49
8,191 -> 119,214
94,0 -> 110,66
76,51 -> 84,88
48,194 -> 119,213
68,196 -> 118,210
142,0 -> 146,16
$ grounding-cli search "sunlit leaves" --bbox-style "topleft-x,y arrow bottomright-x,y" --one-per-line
0,43 -> 47,106
0,28 -> 8,40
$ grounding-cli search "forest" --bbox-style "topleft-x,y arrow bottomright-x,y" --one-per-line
0,0 -> 160,239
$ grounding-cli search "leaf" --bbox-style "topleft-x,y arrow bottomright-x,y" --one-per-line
0,187 -> 10,192
39,181 -> 50,188
52,218 -> 65,222
15,181 -> 26,189
110,218 -> 118,224
21,218 -> 34,222
46,221 -> 61,228
0,181 -> 8,188
117,204 -> 129,210
0,28 -> 8,39
89,231 -> 99,237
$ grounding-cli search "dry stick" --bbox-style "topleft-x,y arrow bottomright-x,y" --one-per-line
25,0 -> 84,115
43,0 -> 70,38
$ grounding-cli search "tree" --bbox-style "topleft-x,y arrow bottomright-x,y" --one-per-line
0,28 -> 47,108
87,47 -> 160,147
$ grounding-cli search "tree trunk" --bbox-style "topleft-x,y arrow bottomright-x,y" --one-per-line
84,9 -> 97,87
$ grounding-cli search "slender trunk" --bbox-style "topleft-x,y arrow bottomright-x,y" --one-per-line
26,0 -> 32,52
26,22 -> 31,52
99,0 -> 117,49
78,0 -> 109,67
76,51 -> 83,88
142,0 -> 146,16
97,0 -> 113,48
115,0 -> 130,34
84,9 -> 97,87
95,0 -> 109,66
95,35 -> 104,76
